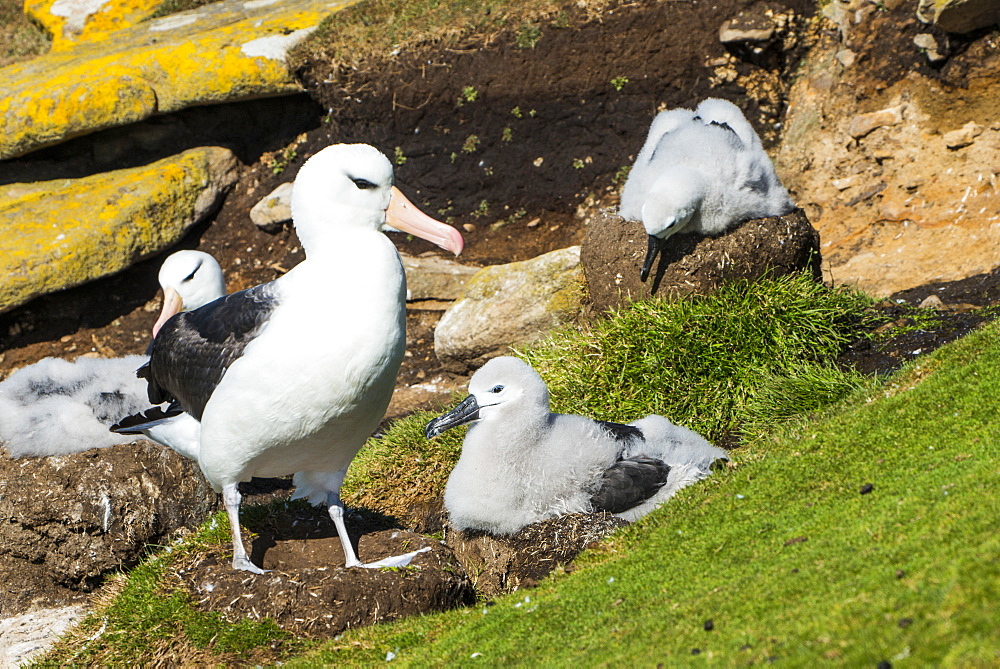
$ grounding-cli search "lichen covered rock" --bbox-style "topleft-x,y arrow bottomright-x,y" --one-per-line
434,246 -> 585,372
0,0 -> 354,159
0,146 -> 238,314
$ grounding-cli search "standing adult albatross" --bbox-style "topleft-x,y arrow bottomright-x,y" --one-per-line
120,144 -> 464,573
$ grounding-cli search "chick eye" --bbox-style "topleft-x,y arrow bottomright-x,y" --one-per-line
352,177 -> 377,190
489,385 -> 504,393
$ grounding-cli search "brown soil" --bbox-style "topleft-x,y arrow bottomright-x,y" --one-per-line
1,0 -> 999,656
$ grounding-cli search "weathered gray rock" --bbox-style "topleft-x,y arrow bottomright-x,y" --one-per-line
918,0 -> 1000,33
581,209 -> 822,313
0,146 -> 239,314
719,7 -> 776,45
913,33 -> 948,63
847,105 -> 905,139
0,441 -> 218,595
249,181 -> 293,232
401,253 -> 479,308
942,121 -> 984,149
434,247 -> 585,372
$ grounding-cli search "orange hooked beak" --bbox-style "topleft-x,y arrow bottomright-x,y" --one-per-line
151,286 -> 184,338
386,186 -> 464,256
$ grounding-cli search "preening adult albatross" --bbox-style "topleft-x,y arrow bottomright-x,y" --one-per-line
0,250 -> 225,458
425,357 -> 727,535
119,144 -> 464,573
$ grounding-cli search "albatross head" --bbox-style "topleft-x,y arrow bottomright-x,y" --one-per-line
291,143 -> 463,256
424,357 -> 550,438
638,168 -> 707,281
152,250 -> 226,337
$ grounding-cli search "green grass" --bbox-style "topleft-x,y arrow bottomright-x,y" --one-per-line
35,276 -> 999,665
521,273 -> 876,442
344,274 -> 876,520
290,318 -> 1000,666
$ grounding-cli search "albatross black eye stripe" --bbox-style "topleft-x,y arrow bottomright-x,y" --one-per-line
351,177 -> 378,190
182,259 -> 204,283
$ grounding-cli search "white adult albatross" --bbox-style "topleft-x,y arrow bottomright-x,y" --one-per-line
117,144 -> 464,573
0,250 -> 225,458
618,98 -> 795,281
425,357 -> 728,535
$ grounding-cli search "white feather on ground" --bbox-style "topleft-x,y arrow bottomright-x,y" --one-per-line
424,356 -> 728,535
0,251 -> 225,458
618,97 -> 795,280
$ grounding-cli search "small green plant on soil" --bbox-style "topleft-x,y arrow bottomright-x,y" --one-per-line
393,146 -> 407,165
611,75 -> 629,91
510,106 -> 524,118
516,23 -> 542,48
572,158 -> 585,169
501,126 -> 514,142
449,151 -> 458,164
491,208 -> 527,230
471,199 -> 490,218
462,134 -> 480,153
612,164 -> 631,185
271,146 -> 298,175
458,85 -> 479,105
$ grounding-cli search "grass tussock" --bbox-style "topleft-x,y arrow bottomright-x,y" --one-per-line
342,408 -> 464,520
290,318 -> 1000,666
522,273 -> 876,442
344,273 -> 876,520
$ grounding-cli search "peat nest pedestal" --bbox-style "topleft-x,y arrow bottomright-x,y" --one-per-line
0,442 -> 218,615
581,208 -> 822,313
446,513 -> 629,599
176,504 -> 474,637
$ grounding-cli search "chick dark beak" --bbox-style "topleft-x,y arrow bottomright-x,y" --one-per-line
424,395 -> 481,439
640,234 -> 666,282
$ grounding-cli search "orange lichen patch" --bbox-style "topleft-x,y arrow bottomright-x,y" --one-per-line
1,0 -> 358,159
0,147 -> 237,314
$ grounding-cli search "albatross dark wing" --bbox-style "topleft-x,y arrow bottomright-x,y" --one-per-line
590,456 -> 671,513
142,282 -> 279,420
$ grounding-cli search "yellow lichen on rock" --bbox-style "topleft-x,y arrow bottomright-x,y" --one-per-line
0,146 -> 238,314
1,0 -> 358,159
24,0 -> 163,51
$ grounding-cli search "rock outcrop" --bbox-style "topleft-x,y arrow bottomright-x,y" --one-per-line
776,5 -> 1000,295
581,209 -> 822,313
1,0 -> 353,160
434,246 -> 585,372
0,146 -> 239,314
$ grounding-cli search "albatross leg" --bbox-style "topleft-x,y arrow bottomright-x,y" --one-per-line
323,472 -> 433,569
326,485 -> 364,568
223,483 -> 268,574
